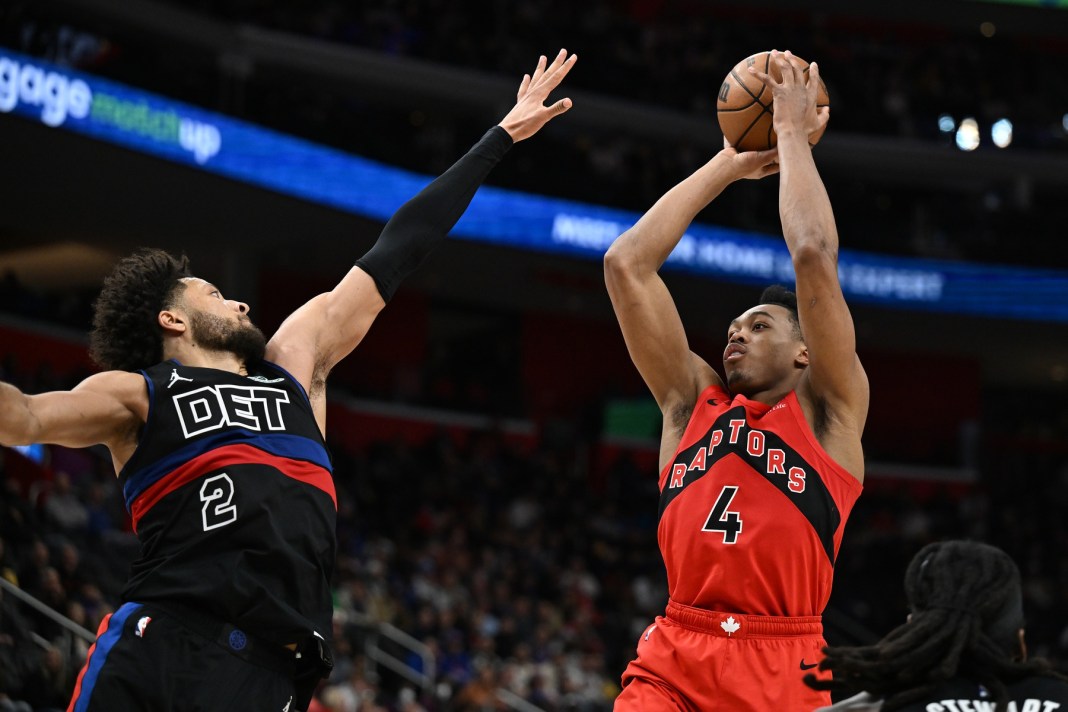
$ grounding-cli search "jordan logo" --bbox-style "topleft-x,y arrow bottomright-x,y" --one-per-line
168,369 -> 194,389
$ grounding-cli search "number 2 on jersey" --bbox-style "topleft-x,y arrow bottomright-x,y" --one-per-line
702,485 -> 743,544
200,473 -> 237,531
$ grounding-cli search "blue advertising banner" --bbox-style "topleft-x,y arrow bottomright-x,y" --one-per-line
2,47 -> 1066,321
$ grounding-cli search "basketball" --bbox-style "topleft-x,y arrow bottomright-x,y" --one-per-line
716,51 -> 830,152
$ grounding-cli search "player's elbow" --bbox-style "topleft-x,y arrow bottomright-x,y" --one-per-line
603,244 -> 624,276
604,234 -> 644,279
603,247 -> 636,298
791,237 -> 838,271
0,417 -> 37,448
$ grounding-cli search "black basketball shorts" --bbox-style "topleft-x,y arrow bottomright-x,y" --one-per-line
68,601 -> 298,712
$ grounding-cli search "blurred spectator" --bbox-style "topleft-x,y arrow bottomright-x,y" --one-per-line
15,540 -> 50,597
0,540 -> 16,586
0,588 -> 39,712
397,686 -> 427,712
452,662 -> 507,712
83,482 -> 117,543
42,472 -> 89,534
318,685 -> 358,712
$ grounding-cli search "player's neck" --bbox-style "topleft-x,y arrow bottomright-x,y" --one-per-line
164,342 -> 247,375
736,381 -> 795,407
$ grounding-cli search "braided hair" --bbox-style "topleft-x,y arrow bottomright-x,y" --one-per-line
89,249 -> 192,372
807,540 -> 1058,710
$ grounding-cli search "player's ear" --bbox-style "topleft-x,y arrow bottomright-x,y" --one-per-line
794,344 -> 809,369
159,309 -> 187,336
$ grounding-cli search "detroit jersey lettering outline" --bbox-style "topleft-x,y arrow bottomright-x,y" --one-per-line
173,384 -> 290,438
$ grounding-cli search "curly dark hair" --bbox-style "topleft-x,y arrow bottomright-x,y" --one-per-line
89,249 -> 192,372
807,540 -> 1060,710
758,284 -> 802,340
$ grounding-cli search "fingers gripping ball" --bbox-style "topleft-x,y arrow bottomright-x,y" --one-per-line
717,51 -> 829,151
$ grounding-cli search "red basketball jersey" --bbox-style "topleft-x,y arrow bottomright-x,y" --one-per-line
658,384 -> 862,616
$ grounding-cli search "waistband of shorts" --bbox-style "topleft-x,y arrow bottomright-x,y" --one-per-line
143,601 -> 297,674
666,599 -> 823,639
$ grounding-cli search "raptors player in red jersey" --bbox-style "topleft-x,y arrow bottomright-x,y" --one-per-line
605,51 -> 867,711
0,51 -> 576,712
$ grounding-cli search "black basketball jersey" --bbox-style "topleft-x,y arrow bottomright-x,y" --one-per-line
119,359 -> 337,646
894,675 -> 1068,711
821,675 -> 1068,710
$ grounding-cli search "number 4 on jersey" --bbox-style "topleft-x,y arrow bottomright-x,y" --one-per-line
702,485 -> 743,544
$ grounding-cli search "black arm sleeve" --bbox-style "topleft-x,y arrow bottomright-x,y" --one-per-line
354,125 -> 514,301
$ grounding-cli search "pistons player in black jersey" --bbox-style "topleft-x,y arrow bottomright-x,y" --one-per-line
811,540 -> 1068,711
0,50 -> 576,712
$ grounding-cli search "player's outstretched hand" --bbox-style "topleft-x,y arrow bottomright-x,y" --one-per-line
719,138 -> 779,180
498,49 -> 577,142
748,50 -> 828,142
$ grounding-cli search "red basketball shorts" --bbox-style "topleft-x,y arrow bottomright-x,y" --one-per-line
615,599 -> 832,712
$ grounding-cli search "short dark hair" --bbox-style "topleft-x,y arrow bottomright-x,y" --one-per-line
758,284 -> 801,340
89,249 -> 192,372
806,540 -> 1060,711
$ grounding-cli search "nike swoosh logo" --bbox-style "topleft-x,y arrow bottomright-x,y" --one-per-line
707,399 -> 719,406
800,660 -> 819,670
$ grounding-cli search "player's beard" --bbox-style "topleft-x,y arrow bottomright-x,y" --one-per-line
726,367 -> 759,395
188,310 -> 267,364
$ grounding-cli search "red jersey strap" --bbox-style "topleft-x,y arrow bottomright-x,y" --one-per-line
666,599 -> 823,639
676,384 -> 734,452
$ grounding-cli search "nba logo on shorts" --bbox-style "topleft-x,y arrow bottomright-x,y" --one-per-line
135,616 -> 152,638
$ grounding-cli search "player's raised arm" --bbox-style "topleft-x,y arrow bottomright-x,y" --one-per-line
267,50 -> 578,396
604,147 -> 778,424
752,52 -> 868,450
0,371 -> 145,455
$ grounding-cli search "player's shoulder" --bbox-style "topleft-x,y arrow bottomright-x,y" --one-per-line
72,370 -> 149,420
74,369 -> 147,394
689,352 -> 724,392
1007,673 -> 1068,700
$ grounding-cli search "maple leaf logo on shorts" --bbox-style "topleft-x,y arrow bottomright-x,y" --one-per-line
720,616 -> 740,636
